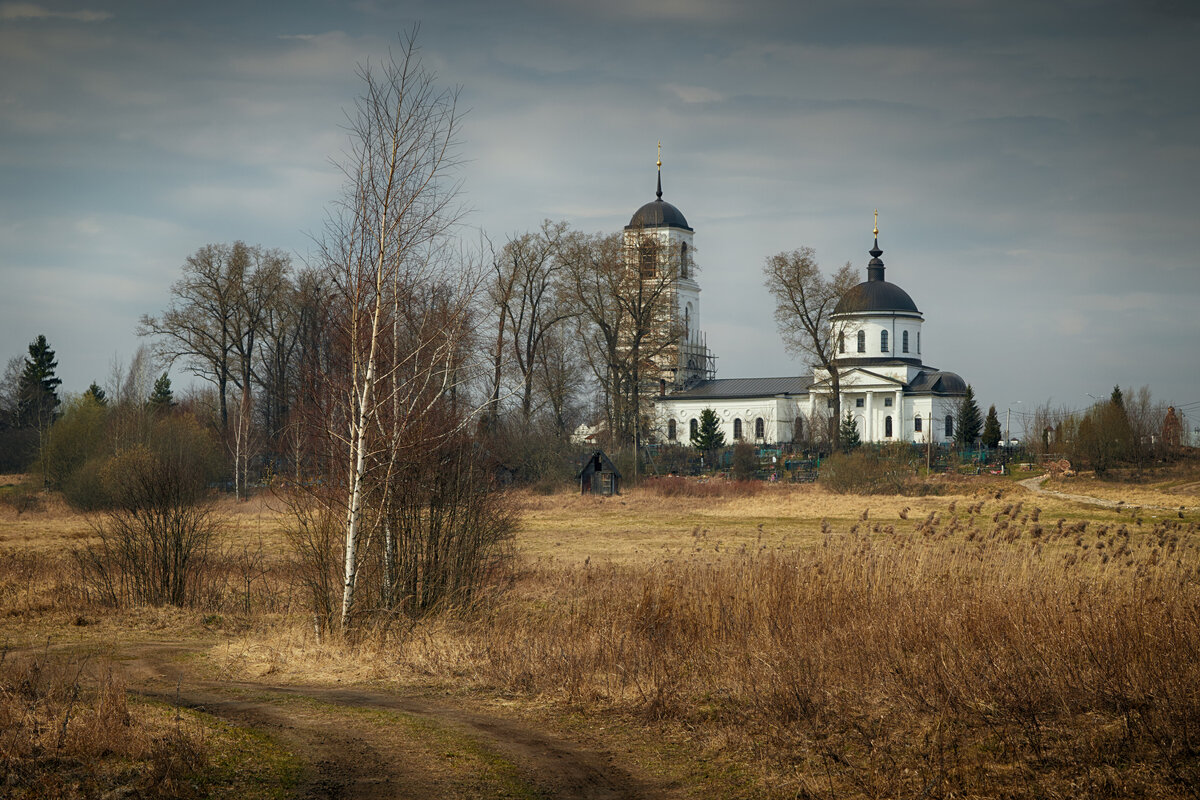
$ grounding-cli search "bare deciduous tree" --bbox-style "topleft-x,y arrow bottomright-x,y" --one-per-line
311,29 -> 470,630
762,248 -> 857,448
562,228 -> 679,470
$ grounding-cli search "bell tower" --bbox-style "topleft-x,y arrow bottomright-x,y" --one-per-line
623,144 -> 714,389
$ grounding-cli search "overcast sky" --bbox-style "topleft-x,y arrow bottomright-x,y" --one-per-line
3,0 -> 1198,433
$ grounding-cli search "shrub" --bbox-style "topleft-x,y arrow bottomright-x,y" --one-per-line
731,442 -> 758,481
75,415 -> 224,607
820,447 -> 914,494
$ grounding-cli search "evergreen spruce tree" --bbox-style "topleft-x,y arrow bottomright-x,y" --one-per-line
981,404 -> 1002,448
954,385 -> 982,448
838,410 -> 860,451
17,335 -> 61,428
690,407 -> 726,460
83,382 -> 107,406
148,373 -> 175,410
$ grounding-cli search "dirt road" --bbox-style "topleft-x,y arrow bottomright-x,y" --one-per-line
1018,473 -> 1197,512
119,643 -> 648,800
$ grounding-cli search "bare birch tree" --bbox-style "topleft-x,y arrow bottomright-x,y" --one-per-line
314,30 -> 469,630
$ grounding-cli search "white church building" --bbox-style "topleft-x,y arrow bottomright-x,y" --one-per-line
632,165 -> 968,447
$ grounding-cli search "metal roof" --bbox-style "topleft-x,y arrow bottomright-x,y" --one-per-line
666,376 -> 813,400
626,198 -> 692,231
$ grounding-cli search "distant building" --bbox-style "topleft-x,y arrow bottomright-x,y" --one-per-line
630,162 -> 968,446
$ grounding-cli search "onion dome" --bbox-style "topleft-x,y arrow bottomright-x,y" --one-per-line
834,217 -> 919,314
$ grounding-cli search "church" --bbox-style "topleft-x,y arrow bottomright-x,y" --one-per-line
628,159 -> 969,448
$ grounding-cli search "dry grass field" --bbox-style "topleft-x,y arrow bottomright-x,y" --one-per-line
2,467 -> 1199,798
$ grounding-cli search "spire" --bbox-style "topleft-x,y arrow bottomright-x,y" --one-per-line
656,140 -> 663,199
868,209 -> 885,281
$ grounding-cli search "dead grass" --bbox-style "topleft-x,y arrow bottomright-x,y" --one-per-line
6,476 -> 1200,798
0,648 -> 208,798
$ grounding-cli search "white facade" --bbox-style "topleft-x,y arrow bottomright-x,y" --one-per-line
648,210 -> 967,447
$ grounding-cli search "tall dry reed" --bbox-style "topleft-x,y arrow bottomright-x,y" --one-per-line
461,516 -> 1200,798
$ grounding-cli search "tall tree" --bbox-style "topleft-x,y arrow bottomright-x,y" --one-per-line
139,241 -> 290,432
488,220 -> 575,422
311,29 -> 468,630
148,373 -> 174,410
982,404 -> 1002,448
954,385 -> 983,448
690,407 -> 725,461
17,334 -> 62,429
561,228 -> 679,455
17,335 -> 62,487
763,249 -> 858,448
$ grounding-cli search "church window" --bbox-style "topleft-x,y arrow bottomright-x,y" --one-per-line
755,417 -> 765,439
793,416 -> 803,442
680,242 -> 689,279
917,332 -> 921,353
884,397 -> 893,407
639,243 -> 657,278
668,419 -> 677,440
885,416 -> 893,437
733,418 -> 743,440
855,398 -> 864,408
690,418 -> 698,440
826,398 -> 834,409
659,379 -> 666,396
838,332 -> 845,353
881,330 -> 889,352
857,330 -> 866,353
914,415 -> 922,432
684,306 -> 690,340
902,330 -> 909,353
945,416 -> 953,437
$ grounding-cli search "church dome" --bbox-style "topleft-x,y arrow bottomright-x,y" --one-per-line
835,280 -> 919,314
833,234 -> 920,315
625,166 -> 692,231
627,198 -> 691,231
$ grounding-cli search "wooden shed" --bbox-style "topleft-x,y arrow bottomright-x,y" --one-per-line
578,450 -> 621,496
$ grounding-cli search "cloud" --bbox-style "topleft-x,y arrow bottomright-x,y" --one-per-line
666,84 -> 725,104
0,3 -> 111,22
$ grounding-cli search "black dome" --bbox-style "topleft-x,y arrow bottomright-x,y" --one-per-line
834,234 -> 919,314
834,280 -> 920,314
626,199 -> 691,231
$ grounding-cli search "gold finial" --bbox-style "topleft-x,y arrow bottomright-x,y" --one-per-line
873,209 -> 879,237
656,140 -> 662,169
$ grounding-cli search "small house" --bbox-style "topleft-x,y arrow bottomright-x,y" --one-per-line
578,450 -> 621,496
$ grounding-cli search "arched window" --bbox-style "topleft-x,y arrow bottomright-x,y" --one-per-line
917,331 -> 921,353
838,332 -> 845,353
667,419 -> 677,441
680,242 -> 689,279
690,418 -> 698,440
914,415 -> 922,432
881,330 -> 889,352
659,379 -> 667,396
857,330 -> 866,353
733,418 -> 743,440
902,330 -> 909,353
885,416 -> 893,437
945,416 -> 954,437
755,417 -> 765,439
639,243 -> 656,278
684,305 -> 690,340
793,416 -> 804,442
